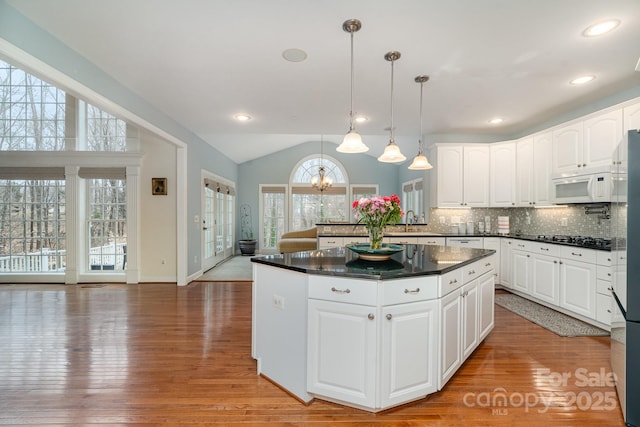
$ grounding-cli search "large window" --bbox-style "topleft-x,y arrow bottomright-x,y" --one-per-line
0,58 -> 132,280
402,178 -> 425,222
0,59 -> 65,151
0,178 -> 66,272
290,156 -> 348,229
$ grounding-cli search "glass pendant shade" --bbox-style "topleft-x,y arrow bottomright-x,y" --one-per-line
408,151 -> 433,170
378,140 -> 407,163
337,129 -> 368,153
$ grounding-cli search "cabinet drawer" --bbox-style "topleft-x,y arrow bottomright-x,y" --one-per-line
384,236 -> 419,245
318,237 -> 343,249
381,277 -> 438,305
596,278 -> 612,295
418,237 -> 446,246
597,265 -> 612,282
561,246 -> 597,264
308,275 -> 378,305
479,254 -> 498,276
597,251 -> 613,266
439,268 -> 464,297
512,240 -> 533,252
462,259 -> 487,283
529,242 -> 561,257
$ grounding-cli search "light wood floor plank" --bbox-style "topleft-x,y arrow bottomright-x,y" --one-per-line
0,283 -> 624,426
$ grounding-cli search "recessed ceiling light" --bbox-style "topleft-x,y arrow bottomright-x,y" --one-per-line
582,19 -> 620,37
570,75 -> 595,85
354,115 -> 368,123
282,48 -> 308,62
489,117 -> 504,125
234,114 -> 252,122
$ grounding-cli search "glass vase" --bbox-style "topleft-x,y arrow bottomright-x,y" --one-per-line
367,224 -> 385,250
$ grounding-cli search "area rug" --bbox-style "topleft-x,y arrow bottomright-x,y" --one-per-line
494,293 -> 609,337
196,256 -> 253,282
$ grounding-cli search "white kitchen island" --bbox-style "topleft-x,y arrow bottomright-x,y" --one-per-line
251,245 -> 496,412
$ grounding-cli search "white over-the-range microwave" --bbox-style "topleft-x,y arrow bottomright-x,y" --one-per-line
551,166 -> 612,204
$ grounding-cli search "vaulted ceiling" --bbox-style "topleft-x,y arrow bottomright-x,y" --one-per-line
7,0 -> 640,163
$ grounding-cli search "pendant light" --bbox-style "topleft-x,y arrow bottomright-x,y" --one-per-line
378,51 -> 406,163
311,136 -> 333,192
408,75 -> 433,170
336,19 -> 369,154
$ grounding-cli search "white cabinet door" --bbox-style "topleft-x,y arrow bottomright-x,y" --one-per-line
583,109 -> 622,169
511,250 -> 532,295
436,145 -> 464,207
490,142 -> 516,207
463,145 -> 490,207
516,137 -> 534,207
380,300 -> 438,408
478,273 -> 495,342
532,132 -> 553,206
559,258 -> 597,320
595,292 -> 612,326
531,253 -> 560,305
552,122 -> 583,174
439,289 -> 461,389
500,239 -> 513,288
307,299 -> 377,408
461,280 -> 479,360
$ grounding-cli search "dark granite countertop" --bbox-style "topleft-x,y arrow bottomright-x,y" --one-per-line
251,245 -> 495,280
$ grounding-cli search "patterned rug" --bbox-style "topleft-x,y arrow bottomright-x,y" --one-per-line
495,293 -> 609,337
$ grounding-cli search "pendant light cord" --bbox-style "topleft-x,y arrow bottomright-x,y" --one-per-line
390,58 -> 395,142
349,30 -> 355,131
418,80 -> 424,154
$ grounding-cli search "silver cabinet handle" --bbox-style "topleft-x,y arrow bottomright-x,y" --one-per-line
540,247 -> 549,251
468,270 -> 476,275
386,314 -> 392,320
485,262 -> 491,267
554,260 -> 558,264
607,309 -> 612,313
571,252 -> 582,257
331,287 -> 351,294
526,254 -> 530,258
368,313 -> 375,320
449,279 -> 458,284
404,288 -> 420,294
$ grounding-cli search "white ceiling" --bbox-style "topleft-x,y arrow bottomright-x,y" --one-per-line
7,0 -> 640,163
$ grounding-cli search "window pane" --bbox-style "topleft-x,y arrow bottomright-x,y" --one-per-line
87,178 -> 127,271
0,179 -> 66,272
0,60 -> 65,151
291,192 -> 347,229
261,191 -> 285,249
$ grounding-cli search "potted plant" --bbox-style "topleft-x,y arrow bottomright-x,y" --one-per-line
238,204 -> 257,256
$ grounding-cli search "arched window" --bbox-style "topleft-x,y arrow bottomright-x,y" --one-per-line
289,155 -> 349,229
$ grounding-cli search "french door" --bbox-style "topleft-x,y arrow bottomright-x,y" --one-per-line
202,179 -> 234,271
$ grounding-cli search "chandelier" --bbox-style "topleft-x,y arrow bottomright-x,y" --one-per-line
312,137 -> 333,192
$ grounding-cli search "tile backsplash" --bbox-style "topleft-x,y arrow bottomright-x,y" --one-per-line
424,205 -> 610,238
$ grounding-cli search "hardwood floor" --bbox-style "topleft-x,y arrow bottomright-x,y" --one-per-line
0,282 -> 624,426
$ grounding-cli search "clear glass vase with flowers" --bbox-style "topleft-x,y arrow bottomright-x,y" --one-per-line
352,194 -> 404,250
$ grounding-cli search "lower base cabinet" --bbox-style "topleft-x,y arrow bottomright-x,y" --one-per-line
307,298 -> 439,410
440,270 -> 495,389
560,258 -> 597,319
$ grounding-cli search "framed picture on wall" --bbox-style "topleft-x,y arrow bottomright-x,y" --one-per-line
152,178 -> 167,195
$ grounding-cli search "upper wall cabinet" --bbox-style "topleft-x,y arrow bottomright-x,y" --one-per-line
516,133 -> 553,207
433,144 -> 490,208
490,142 -> 516,207
552,109 -> 622,175
620,100 -> 640,168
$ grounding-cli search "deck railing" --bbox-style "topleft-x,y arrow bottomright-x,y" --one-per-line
0,243 -> 126,272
